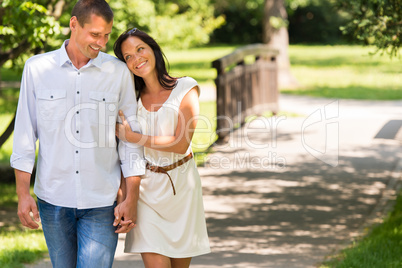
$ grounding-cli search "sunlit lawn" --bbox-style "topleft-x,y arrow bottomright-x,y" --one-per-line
321,190 -> 402,268
284,45 -> 402,100
2,44 -> 401,100
164,44 -> 238,86
164,44 -> 402,100
0,230 -> 47,268
0,183 -> 48,268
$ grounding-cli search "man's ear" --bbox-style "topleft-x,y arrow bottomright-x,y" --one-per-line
70,16 -> 78,32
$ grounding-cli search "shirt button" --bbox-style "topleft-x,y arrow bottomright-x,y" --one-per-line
78,72 -> 80,75
50,95 -> 54,99
76,150 -> 79,153
77,91 -> 80,94
76,171 -> 79,174
103,98 -> 105,101
76,111 -> 79,114
76,130 -> 79,133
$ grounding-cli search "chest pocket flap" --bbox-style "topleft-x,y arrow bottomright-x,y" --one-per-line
37,89 -> 67,100
89,91 -> 119,103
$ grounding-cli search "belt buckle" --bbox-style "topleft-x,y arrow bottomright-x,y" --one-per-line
148,165 -> 159,173
148,165 -> 156,172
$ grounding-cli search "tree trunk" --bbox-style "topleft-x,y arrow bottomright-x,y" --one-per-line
263,0 -> 299,89
0,112 -> 16,149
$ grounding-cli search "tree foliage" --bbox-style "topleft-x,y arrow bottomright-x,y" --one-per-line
109,0 -> 225,49
210,0 -> 265,44
287,0 -> 350,44
210,0 -> 349,45
0,0 -> 224,71
338,0 -> 401,57
0,0 -> 72,69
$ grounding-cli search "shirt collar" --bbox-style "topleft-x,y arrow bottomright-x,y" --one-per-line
59,39 -> 103,69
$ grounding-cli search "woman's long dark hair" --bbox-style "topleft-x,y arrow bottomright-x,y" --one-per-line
113,28 -> 177,99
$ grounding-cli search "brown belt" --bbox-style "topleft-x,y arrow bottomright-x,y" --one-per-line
146,152 -> 193,195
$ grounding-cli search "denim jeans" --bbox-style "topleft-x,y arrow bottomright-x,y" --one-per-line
37,198 -> 118,268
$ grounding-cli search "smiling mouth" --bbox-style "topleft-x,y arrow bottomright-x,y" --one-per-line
90,45 -> 101,51
136,61 -> 147,69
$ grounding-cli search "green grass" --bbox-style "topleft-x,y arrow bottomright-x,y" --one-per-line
0,182 -> 19,208
284,45 -> 402,100
192,101 -> 217,165
164,44 -> 238,86
0,230 -> 47,268
2,44 -> 401,100
321,190 -> 402,267
0,183 -> 47,268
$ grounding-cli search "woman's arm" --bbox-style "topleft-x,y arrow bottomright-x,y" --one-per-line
116,172 -> 126,204
116,87 -> 199,154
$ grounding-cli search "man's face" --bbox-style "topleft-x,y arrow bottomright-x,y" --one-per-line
72,13 -> 113,59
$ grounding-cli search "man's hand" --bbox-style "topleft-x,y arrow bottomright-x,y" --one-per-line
113,199 -> 137,233
15,169 -> 40,229
17,194 -> 40,229
114,175 -> 141,233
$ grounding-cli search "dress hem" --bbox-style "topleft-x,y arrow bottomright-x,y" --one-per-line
123,248 -> 211,258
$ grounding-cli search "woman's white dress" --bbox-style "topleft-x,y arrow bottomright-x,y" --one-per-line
124,77 -> 211,258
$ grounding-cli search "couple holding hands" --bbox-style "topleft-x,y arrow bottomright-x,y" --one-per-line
11,0 -> 210,267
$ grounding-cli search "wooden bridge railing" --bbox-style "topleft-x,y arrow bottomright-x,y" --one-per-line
212,43 -> 279,141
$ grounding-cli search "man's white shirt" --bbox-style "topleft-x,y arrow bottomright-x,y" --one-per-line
11,40 -> 145,209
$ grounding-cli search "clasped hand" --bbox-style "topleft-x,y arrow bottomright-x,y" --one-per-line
115,110 -> 131,142
113,199 -> 137,233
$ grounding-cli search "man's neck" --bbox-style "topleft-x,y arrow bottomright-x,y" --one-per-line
65,41 -> 91,69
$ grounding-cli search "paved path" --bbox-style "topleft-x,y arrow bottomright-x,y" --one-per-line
27,94 -> 402,268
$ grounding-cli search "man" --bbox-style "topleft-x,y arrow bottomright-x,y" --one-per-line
10,0 -> 144,267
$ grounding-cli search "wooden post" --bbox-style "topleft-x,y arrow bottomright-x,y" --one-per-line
212,44 -> 279,142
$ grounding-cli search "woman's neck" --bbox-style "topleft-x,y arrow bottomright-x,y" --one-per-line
143,74 -> 164,95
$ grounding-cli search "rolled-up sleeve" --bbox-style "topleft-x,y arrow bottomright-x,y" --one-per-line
10,61 -> 38,173
118,69 -> 146,177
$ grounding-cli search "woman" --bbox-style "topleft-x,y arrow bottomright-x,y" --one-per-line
113,28 -> 211,267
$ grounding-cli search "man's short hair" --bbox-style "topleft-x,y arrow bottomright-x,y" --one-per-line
72,0 -> 113,26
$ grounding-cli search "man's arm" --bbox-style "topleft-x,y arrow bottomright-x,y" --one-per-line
11,60 -> 39,229
114,68 -> 145,232
15,169 -> 40,229
117,69 -> 145,178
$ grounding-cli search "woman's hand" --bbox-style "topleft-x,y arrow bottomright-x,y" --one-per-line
113,201 -> 136,234
115,110 -> 132,142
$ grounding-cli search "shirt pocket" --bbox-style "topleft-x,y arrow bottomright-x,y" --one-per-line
36,89 -> 67,120
88,91 -> 119,125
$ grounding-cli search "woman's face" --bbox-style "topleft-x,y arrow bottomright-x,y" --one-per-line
121,36 -> 156,79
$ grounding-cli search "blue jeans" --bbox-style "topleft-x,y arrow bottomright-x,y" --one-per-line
37,198 -> 118,268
